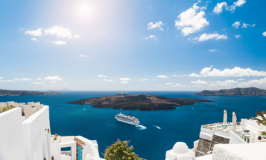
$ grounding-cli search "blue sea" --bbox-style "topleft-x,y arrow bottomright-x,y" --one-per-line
1,91 -> 266,160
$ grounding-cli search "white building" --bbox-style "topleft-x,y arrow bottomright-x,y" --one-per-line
166,110 -> 266,160
0,101 -> 105,160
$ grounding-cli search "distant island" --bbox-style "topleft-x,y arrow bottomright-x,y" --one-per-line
194,87 -> 266,96
0,89 -> 62,96
67,94 -> 212,111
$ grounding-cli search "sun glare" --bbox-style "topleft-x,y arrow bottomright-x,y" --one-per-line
78,4 -> 92,17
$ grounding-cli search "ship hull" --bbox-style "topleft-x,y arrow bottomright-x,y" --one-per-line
115,116 -> 139,126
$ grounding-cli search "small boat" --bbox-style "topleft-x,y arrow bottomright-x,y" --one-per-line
115,113 -> 140,126
154,125 -> 161,129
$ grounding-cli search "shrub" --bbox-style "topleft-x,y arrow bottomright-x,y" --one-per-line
1,105 -> 16,113
104,139 -> 144,160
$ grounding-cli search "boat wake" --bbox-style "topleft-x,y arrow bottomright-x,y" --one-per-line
136,125 -> 146,130
154,125 -> 161,129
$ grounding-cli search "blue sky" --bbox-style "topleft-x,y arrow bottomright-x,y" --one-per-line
1,0 -> 266,91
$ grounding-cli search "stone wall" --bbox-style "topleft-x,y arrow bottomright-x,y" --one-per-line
196,135 -> 229,157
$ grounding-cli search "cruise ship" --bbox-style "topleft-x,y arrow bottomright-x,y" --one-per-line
115,113 -> 140,126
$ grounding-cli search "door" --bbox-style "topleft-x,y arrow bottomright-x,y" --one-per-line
78,146 -> 82,160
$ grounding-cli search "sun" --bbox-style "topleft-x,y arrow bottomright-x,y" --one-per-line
78,4 -> 92,17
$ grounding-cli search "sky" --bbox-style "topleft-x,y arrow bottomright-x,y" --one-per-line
1,0 -> 266,91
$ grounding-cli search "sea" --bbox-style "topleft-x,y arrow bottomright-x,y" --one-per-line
1,91 -> 266,160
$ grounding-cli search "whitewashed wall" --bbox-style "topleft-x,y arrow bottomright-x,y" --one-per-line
245,119 -> 266,133
51,136 -> 61,160
200,128 -> 229,140
59,141 -> 76,160
22,106 -> 51,160
0,108 -> 26,160
229,131 -> 246,144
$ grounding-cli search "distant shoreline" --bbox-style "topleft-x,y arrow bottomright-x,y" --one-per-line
194,87 -> 266,96
0,89 -> 62,96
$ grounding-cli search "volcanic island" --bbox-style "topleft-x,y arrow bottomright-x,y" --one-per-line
67,94 -> 212,111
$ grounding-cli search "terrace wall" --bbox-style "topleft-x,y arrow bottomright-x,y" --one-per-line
0,108 -> 26,160
22,106 -> 51,160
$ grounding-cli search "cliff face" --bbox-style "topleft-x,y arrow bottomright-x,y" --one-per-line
0,89 -> 62,96
67,94 -> 212,111
194,87 -> 266,96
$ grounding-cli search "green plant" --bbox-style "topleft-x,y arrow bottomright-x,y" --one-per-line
262,131 -> 266,135
1,107 -> 8,112
104,139 -> 144,160
1,105 -> 16,113
251,111 -> 266,126
202,125 -> 208,128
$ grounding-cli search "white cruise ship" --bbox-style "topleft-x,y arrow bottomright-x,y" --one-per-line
115,113 -> 140,126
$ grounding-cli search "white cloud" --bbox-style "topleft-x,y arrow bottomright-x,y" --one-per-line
210,80 -> 238,86
14,78 -> 31,81
31,38 -> 37,41
213,0 -> 246,14
191,80 -> 208,84
120,78 -> 131,81
188,73 -> 201,77
165,83 -> 186,87
32,82 -> 45,85
175,3 -> 209,36
50,81 -> 56,83
44,76 -> 62,81
147,21 -> 164,31
144,35 -> 157,40
25,28 -> 43,37
80,55 -> 88,57
120,78 -> 131,84
234,35 -> 241,38
45,26 -> 72,38
196,33 -> 228,42
226,0 -> 246,12
139,79 -> 149,81
104,79 -> 114,82
242,23 -> 256,28
173,74 -> 179,77
2,80 -> 15,82
263,31 -> 266,37
194,66 -> 266,77
0,77 -> 2,79
157,75 -> 168,78
74,35 -> 80,39
232,21 -> 241,28
209,49 -> 217,52
233,0 -> 246,7
98,75 -> 107,78
238,77 -> 266,87
37,78 -> 42,80
213,2 -> 227,14
52,41 -> 66,45
238,79 -> 244,80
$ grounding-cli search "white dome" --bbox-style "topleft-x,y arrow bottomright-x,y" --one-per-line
172,142 -> 189,154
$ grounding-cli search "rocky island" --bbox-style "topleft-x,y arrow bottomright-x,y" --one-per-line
0,89 -> 62,96
194,87 -> 266,96
67,94 -> 212,111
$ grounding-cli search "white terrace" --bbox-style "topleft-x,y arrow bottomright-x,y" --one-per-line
199,110 -> 266,144
0,101 -> 105,160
